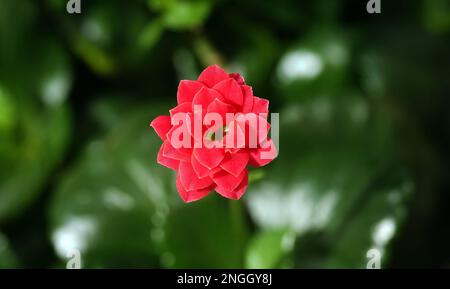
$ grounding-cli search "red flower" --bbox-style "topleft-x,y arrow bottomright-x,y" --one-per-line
150,65 -> 277,202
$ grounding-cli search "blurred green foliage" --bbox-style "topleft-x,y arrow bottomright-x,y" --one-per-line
0,0 -> 449,268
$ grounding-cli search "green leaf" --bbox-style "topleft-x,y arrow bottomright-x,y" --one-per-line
0,233 -> 19,268
245,229 -> 294,269
161,196 -> 249,268
423,0 -> 450,33
48,0 -> 160,75
276,28 -> 354,103
138,20 -> 165,51
0,86 -> 16,134
0,44 -> 72,223
246,89 -> 387,230
323,180 -> 412,268
49,104 -> 173,268
245,87 -> 411,268
161,0 -> 212,30
0,105 -> 70,223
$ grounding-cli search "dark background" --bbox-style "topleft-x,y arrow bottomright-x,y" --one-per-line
0,0 -> 449,268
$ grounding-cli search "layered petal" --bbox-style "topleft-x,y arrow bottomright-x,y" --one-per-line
197,65 -> 230,87
183,112 -> 204,143
249,138 -> 278,167
255,115 -> 271,144
193,145 -> 225,169
166,112 -> 193,149
179,161 -> 213,191
150,115 -> 172,140
176,176 -> 212,203
220,150 -> 249,177
235,113 -> 270,148
177,80 -> 204,104
212,169 -> 246,193
213,78 -> 243,107
151,65 -> 278,203
215,172 -> 248,200
192,87 -> 224,111
157,144 -> 179,170
207,98 -> 236,126
169,102 -> 192,117
191,152 -> 211,178
241,85 -> 254,113
162,140 -> 191,162
252,96 -> 269,115
223,119 -> 246,150
229,72 -> 245,85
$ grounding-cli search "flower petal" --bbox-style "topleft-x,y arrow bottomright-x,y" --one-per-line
252,96 -> 269,115
169,102 -> 192,117
166,112 -> 193,148
212,169 -> 246,193
248,138 -> 278,167
197,65 -> 230,87
179,161 -> 213,191
229,73 -> 245,85
157,144 -> 179,170
176,175 -> 212,203
220,150 -> 249,177
207,98 -> 235,125
241,85 -> 254,113
256,115 -> 271,144
177,80 -> 204,104
191,152 -> 211,178
215,172 -> 248,200
193,146 -> 225,169
224,119 -> 246,149
162,140 -> 191,162
234,113 -> 269,148
150,115 -> 172,140
213,78 -> 243,107
192,87 -> 224,111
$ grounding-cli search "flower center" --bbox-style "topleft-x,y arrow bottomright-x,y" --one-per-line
206,125 -> 228,141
